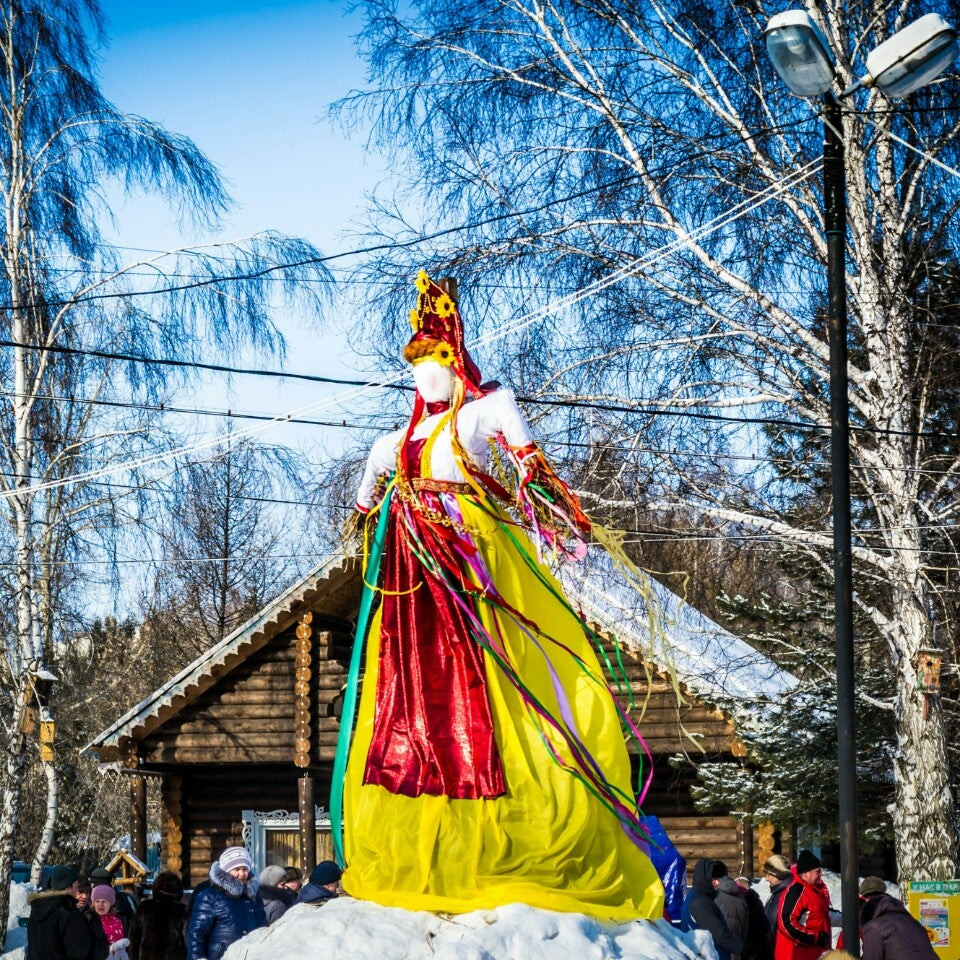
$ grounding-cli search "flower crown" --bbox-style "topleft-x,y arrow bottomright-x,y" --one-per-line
404,270 -> 482,391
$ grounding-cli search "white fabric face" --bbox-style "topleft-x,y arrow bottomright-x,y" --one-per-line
412,360 -> 454,403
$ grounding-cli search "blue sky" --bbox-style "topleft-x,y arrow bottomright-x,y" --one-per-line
98,1 -> 373,245
95,1 -> 390,449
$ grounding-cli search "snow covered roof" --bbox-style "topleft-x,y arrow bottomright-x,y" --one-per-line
85,546 -> 795,762
82,553 -> 359,760
561,552 -> 798,704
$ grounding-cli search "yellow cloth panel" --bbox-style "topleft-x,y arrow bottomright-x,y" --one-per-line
343,496 -> 665,920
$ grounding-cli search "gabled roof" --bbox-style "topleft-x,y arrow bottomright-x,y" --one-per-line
85,548 -> 795,761
82,553 -> 358,760
561,553 -> 797,704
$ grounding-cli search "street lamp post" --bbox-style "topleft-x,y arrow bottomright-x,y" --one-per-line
763,10 -> 958,957
821,88 -> 859,955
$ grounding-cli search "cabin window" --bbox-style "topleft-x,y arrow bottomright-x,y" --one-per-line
241,807 -> 333,871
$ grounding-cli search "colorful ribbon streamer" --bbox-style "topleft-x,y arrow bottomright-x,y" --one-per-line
331,481 -> 394,866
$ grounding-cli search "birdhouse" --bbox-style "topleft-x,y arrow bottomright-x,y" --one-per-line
916,648 -> 942,694
21,667 -> 59,736
105,848 -> 149,888
39,722 -> 55,762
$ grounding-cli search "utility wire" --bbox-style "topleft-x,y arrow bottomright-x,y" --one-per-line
0,160 -> 827,502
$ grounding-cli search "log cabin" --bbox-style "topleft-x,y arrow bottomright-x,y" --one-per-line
83,551 -> 796,888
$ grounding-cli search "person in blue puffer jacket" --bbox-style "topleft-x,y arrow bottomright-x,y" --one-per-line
187,848 -> 266,960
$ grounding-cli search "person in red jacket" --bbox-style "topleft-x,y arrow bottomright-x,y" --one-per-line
775,850 -> 832,960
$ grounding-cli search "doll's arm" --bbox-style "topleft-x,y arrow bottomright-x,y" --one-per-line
355,430 -> 402,513
478,390 -> 591,555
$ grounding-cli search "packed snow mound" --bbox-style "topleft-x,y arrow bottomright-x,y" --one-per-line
3,882 -> 30,958
221,898 -> 718,960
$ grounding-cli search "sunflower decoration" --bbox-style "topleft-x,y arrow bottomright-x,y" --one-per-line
415,269 -> 431,293
434,291 -> 456,319
432,342 -> 455,366
409,308 -> 420,331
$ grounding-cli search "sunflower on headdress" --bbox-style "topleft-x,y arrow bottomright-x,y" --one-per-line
435,292 -> 456,319
415,270 -> 431,293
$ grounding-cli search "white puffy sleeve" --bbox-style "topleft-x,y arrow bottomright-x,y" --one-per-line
355,428 -> 403,512
459,388 -> 534,453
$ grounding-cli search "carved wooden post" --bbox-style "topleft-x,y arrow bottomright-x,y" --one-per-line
130,776 -> 147,862
298,775 -> 316,876
294,612 -> 315,873
740,820 -> 754,879
162,775 -> 183,875
439,276 -> 458,301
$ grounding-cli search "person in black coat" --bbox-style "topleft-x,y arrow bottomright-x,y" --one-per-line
257,867 -> 295,925
186,848 -> 266,960
26,866 -> 92,960
129,871 -> 187,960
681,859 -> 744,960
859,878 -> 936,960
715,876 -> 749,960
295,861 -> 342,906
735,878 -> 773,960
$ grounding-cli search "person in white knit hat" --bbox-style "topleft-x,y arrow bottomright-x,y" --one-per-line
186,847 -> 266,960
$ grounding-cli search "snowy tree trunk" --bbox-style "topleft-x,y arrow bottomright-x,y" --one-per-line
889,589 -> 958,880
0,696 -> 28,951
31,762 -> 59,885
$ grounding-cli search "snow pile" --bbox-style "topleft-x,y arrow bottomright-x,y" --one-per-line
3,881 -> 31,957
222,898 -> 718,960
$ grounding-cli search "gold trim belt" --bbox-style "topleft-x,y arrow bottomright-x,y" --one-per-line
410,478 -> 472,494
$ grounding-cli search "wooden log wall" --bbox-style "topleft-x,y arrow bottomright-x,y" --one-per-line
179,766 -> 299,888
139,620 -> 352,765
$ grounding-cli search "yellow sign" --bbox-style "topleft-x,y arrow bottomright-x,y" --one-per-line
908,880 -> 960,960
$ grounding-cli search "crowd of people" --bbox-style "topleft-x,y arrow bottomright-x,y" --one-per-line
680,849 -> 938,960
25,848 -> 343,960
26,843 -> 939,960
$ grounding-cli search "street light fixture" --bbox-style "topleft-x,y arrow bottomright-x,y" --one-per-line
764,11 -> 835,96
762,11 -> 957,957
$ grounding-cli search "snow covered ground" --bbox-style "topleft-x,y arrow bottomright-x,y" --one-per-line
221,898 -> 717,960
4,882 -> 29,959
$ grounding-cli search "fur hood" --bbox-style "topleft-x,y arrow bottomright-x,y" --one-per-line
208,861 -> 260,899
27,887 -> 76,905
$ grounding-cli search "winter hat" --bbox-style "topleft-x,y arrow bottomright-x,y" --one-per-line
260,865 -> 287,887
282,866 -> 302,885
309,860 -> 342,886
88,867 -> 113,885
796,849 -> 822,874
711,860 -> 729,879
763,855 -> 792,881
91,884 -> 116,905
151,871 -> 183,900
50,866 -> 78,891
218,846 -> 252,873
859,876 -> 888,897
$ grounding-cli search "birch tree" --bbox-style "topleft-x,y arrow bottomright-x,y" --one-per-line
149,432 -> 309,650
342,0 -> 960,878
0,0 -> 329,939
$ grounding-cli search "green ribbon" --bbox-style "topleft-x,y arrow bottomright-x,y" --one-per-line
331,482 -> 394,867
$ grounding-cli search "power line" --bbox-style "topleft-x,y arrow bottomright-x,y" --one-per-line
5,385 -> 960,475
0,169 -> 656,312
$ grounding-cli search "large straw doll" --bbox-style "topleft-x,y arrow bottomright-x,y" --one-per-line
342,272 -> 664,920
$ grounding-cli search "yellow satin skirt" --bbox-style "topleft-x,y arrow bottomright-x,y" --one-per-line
342,495 -> 665,920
